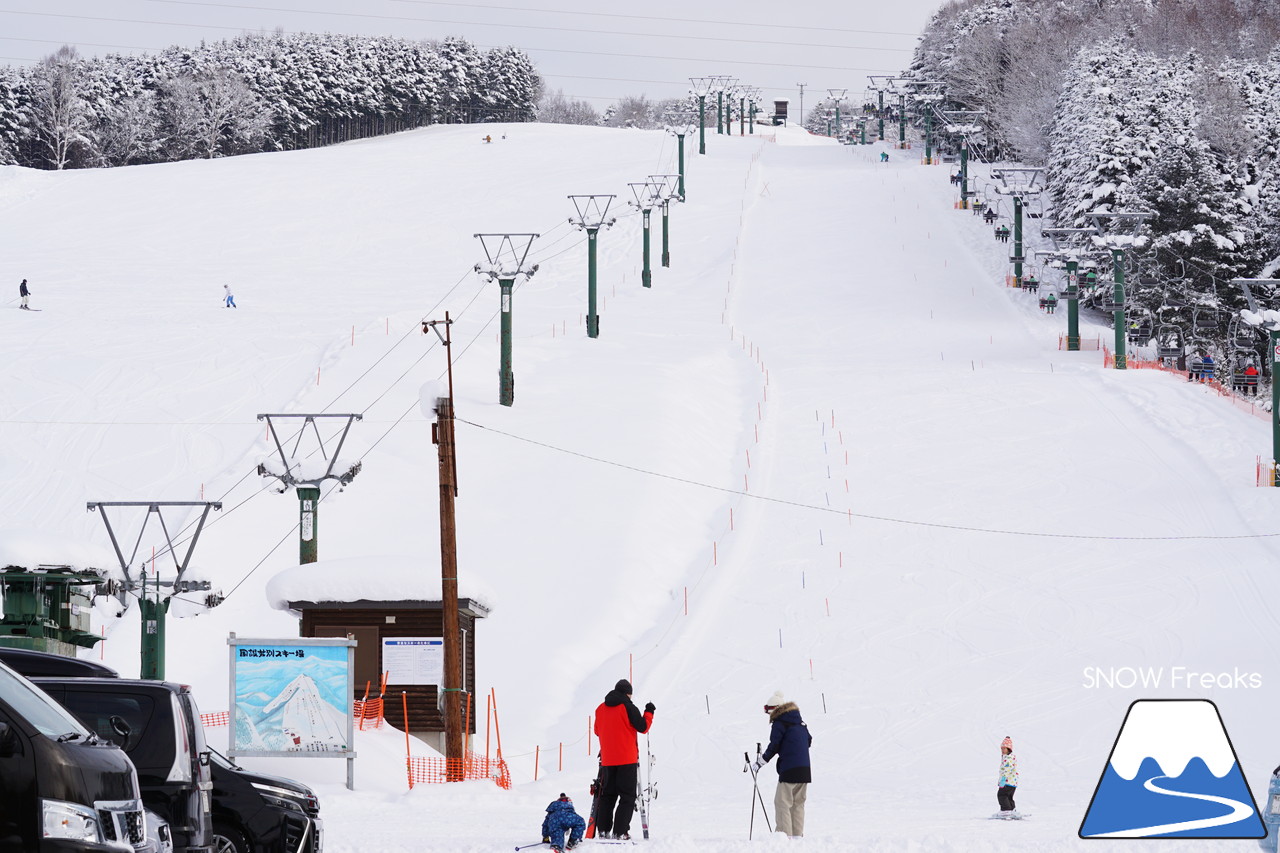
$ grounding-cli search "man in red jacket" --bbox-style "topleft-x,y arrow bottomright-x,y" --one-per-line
592,679 -> 654,840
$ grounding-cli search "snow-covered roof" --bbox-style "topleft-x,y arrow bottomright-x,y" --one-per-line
265,555 -> 495,615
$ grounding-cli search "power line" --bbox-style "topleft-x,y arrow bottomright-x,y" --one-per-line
455,417 -> 1280,542
0,11 -> 899,77
389,0 -> 922,38
0,35 -> 159,51
139,0 -> 914,52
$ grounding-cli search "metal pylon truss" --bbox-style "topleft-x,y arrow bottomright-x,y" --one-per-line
568,195 -> 616,230
628,181 -> 663,211
87,500 -> 221,595
1088,211 -> 1154,251
474,233 -> 540,280
648,175 -> 681,202
992,167 -> 1046,196
256,413 -> 363,489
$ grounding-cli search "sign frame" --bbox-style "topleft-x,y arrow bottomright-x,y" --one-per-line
227,633 -> 357,788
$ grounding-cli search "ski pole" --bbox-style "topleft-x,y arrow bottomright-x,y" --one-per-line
744,751 -> 758,840
748,745 -> 773,835
514,842 -> 546,850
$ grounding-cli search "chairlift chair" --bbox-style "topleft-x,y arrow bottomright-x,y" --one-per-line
1155,323 -> 1184,361
1095,285 -> 1126,312
1192,307 -> 1220,335
1128,316 -> 1154,347
1230,349 -> 1262,393
1228,316 -> 1258,350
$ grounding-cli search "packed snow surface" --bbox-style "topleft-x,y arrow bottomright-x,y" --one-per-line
4,121 -> 1280,852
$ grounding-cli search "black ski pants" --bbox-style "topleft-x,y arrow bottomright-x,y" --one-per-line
998,785 -> 1017,811
595,763 -> 639,837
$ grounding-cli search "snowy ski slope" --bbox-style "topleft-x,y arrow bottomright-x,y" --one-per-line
3,122 -> 1279,852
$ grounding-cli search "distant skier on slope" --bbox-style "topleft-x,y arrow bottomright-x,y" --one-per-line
223,284 -> 237,308
997,736 -> 1019,818
592,679 -> 654,840
18,278 -> 30,309
541,793 -> 584,852
751,690 -> 812,838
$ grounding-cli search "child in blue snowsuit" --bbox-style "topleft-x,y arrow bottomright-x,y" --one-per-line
542,794 -> 584,852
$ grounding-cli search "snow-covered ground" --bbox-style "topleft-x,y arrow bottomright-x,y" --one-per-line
4,121 -> 1280,852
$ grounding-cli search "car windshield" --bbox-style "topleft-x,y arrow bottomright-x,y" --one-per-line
0,664 -> 91,739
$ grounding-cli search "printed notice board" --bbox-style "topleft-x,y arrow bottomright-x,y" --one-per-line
382,637 -> 444,685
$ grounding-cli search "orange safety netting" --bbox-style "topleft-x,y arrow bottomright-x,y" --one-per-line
1102,346 -> 1271,423
406,752 -> 511,790
1059,333 -> 1102,351
200,711 -> 230,728
355,673 -> 390,730
354,697 -> 385,729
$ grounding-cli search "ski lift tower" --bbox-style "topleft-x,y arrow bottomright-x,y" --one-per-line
689,77 -> 716,155
991,168 -> 1046,289
87,500 -> 222,680
1232,279 -> 1280,484
826,88 -> 847,140
629,181 -> 663,289
715,76 -> 737,135
568,195 -> 616,339
868,75 -> 894,141
256,413 -> 363,564
1088,211 -> 1153,370
649,174 -> 681,268
1041,226 -> 1104,351
943,110 -> 984,208
665,117 -> 694,197
890,78 -> 913,148
903,81 -> 945,164
746,87 -> 762,134
475,233 -> 540,406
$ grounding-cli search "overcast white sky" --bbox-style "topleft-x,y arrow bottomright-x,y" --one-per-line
0,0 -> 945,108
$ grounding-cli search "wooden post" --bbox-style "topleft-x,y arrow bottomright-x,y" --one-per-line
437,393 -> 463,778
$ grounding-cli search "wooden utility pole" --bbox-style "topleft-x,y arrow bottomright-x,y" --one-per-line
427,313 -> 464,778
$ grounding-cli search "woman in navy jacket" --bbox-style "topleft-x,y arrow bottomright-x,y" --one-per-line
753,691 -> 813,838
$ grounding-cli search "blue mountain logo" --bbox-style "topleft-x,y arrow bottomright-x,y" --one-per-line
1080,699 -> 1265,839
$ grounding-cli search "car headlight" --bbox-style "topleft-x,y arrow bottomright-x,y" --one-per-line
42,799 -> 103,842
252,782 -> 306,814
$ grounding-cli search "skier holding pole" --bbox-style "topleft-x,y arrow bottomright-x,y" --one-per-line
750,691 -> 812,838
592,679 -> 654,841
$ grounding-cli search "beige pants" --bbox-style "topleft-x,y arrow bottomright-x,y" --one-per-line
774,781 -> 808,837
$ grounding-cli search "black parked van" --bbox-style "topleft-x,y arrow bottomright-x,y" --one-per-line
34,677 -> 215,853
0,648 -> 322,853
0,660 -> 150,853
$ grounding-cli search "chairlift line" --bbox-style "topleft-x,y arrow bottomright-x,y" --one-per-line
455,419 -> 1280,542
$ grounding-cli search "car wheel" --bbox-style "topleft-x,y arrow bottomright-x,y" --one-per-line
211,822 -> 250,853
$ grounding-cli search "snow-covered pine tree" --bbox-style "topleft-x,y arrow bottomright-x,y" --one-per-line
23,45 -> 91,170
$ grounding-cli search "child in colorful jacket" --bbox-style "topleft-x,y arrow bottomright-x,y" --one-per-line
542,793 -> 585,852
998,736 -> 1019,817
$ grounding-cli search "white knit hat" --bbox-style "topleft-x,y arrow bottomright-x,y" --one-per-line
764,690 -> 785,709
